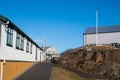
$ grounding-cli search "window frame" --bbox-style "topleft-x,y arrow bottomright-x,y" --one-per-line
20,36 -> 24,51
16,33 -> 20,49
26,40 -> 29,53
7,27 -> 13,47
30,43 -> 32,54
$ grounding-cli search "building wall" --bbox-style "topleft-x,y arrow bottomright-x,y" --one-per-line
84,32 -> 120,45
0,23 -> 1,45
40,52 -> 46,61
0,20 -> 45,80
0,21 -> 42,62
35,47 -> 42,61
45,47 -> 60,61
46,47 -> 57,54
0,61 -> 33,80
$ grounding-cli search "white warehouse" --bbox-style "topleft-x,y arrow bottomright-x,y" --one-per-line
83,25 -> 120,46
44,46 -> 60,61
0,15 -> 55,79
0,15 -> 45,62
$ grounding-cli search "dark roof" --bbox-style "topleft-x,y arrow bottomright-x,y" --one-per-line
0,15 -> 42,50
83,25 -> 120,35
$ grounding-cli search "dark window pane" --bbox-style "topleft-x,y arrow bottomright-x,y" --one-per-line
7,27 -> 13,46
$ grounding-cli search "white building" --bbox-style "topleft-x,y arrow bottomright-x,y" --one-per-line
44,46 -> 60,61
83,25 -> 120,46
0,15 -> 44,62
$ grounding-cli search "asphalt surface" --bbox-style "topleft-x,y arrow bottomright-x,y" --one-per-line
15,62 -> 53,80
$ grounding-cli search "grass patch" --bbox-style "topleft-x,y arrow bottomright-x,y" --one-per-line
50,66 -> 93,80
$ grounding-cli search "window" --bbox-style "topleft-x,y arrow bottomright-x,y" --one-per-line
30,43 -> 32,54
20,36 -> 24,50
16,33 -> 20,49
7,27 -> 13,46
16,33 -> 24,50
26,41 -> 29,52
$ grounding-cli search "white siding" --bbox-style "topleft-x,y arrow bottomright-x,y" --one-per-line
40,52 -> 46,61
0,23 -> 3,59
46,47 -> 57,54
0,23 -> 42,62
84,32 -> 120,45
36,48 -> 40,61
0,23 -> 1,45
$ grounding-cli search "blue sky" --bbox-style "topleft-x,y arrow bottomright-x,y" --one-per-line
0,0 -> 120,52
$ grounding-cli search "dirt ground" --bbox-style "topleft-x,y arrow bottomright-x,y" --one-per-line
52,46 -> 120,80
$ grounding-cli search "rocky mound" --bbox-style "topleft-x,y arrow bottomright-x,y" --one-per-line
52,46 -> 120,80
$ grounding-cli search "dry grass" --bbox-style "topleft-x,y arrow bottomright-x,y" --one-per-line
50,66 -> 93,80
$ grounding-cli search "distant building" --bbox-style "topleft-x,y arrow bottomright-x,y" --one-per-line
44,46 -> 60,61
83,25 -> 120,46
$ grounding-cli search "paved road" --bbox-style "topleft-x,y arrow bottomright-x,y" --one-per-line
15,62 -> 53,80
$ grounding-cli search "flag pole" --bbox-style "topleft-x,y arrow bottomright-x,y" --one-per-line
96,11 -> 98,46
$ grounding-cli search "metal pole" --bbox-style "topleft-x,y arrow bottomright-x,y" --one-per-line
96,11 -> 98,46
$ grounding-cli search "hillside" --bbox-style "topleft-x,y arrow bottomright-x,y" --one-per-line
52,45 -> 120,80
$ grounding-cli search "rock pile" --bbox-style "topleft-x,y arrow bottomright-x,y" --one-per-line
52,46 -> 120,79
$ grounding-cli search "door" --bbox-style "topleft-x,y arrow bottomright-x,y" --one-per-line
35,47 -> 37,61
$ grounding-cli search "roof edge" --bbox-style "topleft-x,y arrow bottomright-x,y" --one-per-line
0,15 -> 42,50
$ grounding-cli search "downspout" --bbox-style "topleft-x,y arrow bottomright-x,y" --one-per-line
1,60 -> 5,80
